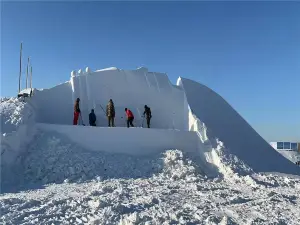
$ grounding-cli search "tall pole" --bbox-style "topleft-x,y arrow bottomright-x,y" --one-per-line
18,42 -> 23,93
30,66 -> 32,90
26,57 -> 30,89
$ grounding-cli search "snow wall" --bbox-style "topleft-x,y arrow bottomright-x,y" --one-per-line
32,67 -> 188,130
178,77 -> 300,175
37,123 -> 199,155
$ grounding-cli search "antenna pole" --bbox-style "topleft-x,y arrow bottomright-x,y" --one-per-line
18,42 -> 23,93
30,65 -> 32,90
26,57 -> 30,89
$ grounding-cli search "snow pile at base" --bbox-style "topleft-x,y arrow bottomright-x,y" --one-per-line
209,140 -> 254,177
2,128 -> 201,192
1,162 -> 300,224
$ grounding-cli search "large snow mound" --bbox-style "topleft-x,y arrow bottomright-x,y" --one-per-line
178,77 -> 300,175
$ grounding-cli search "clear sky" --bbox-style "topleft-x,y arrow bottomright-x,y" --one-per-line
1,1 -> 299,141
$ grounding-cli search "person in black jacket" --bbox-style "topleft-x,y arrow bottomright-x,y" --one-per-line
143,105 -> 152,128
89,109 -> 96,126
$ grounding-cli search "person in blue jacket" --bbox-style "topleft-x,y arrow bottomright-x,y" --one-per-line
89,109 -> 97,126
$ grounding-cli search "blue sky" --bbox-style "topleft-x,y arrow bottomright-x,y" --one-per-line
1,1 -> 299,141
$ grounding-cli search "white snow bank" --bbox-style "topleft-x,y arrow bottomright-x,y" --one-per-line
178,77 -> 300,175
36,123 -> 199,155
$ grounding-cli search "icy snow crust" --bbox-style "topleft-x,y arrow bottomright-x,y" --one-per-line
1,68 -> 300,224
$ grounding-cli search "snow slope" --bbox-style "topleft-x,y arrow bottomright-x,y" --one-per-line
178,77 -> 300,175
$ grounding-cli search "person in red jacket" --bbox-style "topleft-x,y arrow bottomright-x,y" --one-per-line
73,98 -> 81,125
125,108 -> 134,128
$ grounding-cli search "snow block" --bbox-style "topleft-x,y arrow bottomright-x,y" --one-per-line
178,77 -> 300,175
31,68 -> 189,130
36,123 -> 200,155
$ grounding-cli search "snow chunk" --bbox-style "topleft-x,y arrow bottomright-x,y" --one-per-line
95,67 -> 118,72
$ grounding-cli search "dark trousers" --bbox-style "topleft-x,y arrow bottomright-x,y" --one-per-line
146,117 -> 151,128
90,122 -> 96,126
108,116 -> 115,127
127,117 -> 134,128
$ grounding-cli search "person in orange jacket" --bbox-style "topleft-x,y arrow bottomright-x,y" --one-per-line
125,108 -> 134,128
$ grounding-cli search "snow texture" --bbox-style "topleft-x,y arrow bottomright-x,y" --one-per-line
1,98 -> 36,164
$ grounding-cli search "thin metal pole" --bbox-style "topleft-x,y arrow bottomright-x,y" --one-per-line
30,65 -> 32,90
18,42 -> 23,93
26,57 -> 30,89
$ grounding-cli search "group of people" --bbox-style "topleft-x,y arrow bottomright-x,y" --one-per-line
73,98 -> 152,128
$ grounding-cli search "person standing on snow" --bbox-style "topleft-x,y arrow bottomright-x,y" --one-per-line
143,105 -> 152,128
89,109 -> 97,126
106,99 -> 115,127
73,98 -> 81,125
125,108 -> 134,128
